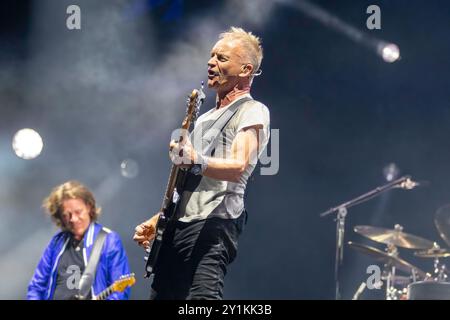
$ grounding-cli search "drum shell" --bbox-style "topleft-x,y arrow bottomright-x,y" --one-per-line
407,281 -> 450,300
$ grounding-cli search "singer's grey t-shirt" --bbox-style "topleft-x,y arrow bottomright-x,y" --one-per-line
177,94 -> 270,223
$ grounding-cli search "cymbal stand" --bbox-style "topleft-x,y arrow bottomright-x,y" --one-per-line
385,243 -> 399,300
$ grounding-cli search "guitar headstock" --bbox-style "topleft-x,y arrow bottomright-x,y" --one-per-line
111,273 -> 136,293
181,82 -> 206,130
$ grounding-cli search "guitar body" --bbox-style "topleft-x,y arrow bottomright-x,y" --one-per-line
72,274 -> 135,300
145,168 -> 187,277
145,209 -> 168,276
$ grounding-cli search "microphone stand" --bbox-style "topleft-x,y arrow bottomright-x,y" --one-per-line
319,175 -> 412,300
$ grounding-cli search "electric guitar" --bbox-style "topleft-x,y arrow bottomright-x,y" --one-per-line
93,273 -> 136,300
144,84 -> 205,278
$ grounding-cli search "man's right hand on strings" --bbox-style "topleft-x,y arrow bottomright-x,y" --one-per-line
133,213 -> 160,248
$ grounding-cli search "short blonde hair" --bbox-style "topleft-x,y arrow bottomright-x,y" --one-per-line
219,27 -> 263,76
42,180 -> 101,230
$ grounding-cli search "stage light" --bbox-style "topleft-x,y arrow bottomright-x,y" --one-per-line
379,43 -> 400,63
383,163 -> 400,182
120,158 -> 139,178
282,0 -> 402,64
12,128 -> 44,160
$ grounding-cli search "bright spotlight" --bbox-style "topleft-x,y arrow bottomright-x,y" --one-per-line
120,158 -> 139,178
383,163 -> 400,182
12,128 -> 44,160
378,43 -> 400,63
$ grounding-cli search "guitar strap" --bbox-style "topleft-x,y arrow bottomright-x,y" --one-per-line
196,96 -> 253,157
77,229 -> 107,300
180,96 -> 253,196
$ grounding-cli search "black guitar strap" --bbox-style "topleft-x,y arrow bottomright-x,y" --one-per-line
199,96 -> 253,157
180,97 -> 253,192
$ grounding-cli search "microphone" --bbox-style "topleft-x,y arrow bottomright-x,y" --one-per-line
253,69 -> 263,76
397,177 -> 424,190
211,68 -> 263,85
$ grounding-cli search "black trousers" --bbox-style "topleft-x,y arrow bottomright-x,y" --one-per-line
150,212 -> 246,300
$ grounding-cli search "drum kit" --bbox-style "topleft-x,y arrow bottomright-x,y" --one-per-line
349,204 -> 450,300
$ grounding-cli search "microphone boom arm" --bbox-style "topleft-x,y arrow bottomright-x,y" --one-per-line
320,175 -> 412,218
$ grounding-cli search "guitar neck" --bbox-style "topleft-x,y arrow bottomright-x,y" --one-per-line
160,164 -> 180,212
95,285 -> 114,301
158,87 -> 204,217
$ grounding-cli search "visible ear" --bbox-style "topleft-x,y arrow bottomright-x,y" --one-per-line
239,64 -> 254,78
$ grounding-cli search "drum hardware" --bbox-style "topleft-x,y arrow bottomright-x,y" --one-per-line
352,223 -> 439,299
319,175 -> 418,299
351,282 -> 367,300
348,241 -> 425,277
354,224 -> 434,250
348,240 -> 426,300
415,242 -> 449,282
352,222 -> 434,299
408,240 -> 450,299
434,204 -> 450,248
385,243 -> 403,300
350,214 -> 450,300
407,281 -> 450,300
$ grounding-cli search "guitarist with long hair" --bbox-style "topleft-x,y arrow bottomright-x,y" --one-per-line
27,180 -> 131,300
134,27 -> 270,300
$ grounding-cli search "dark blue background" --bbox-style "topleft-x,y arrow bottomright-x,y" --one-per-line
1,0 -> 449,299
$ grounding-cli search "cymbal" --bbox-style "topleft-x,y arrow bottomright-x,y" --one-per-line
435,204 -> 450,248
354,225 -> 434,250
415,248 -> 450,258
348,241 -> 427,278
